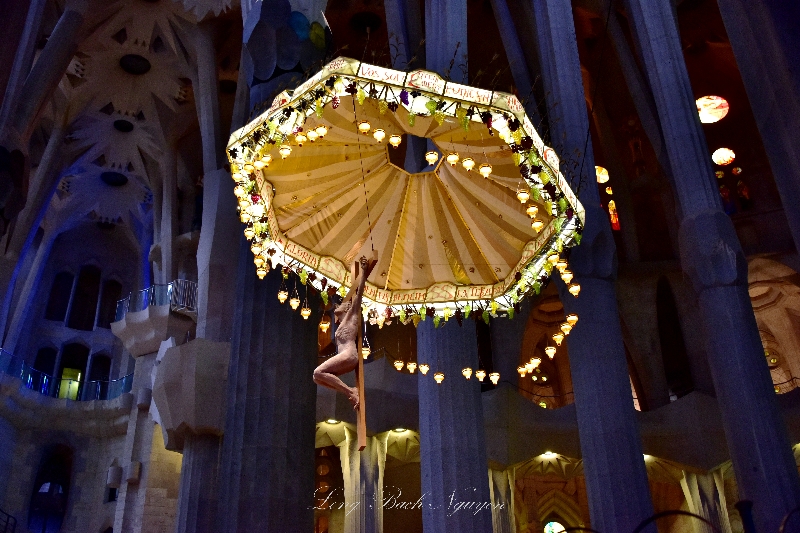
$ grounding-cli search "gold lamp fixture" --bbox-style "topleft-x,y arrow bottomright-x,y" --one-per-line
250,240 -> 263,255
489,372 -> 500,385
253,255 -> 265,268
476,369 -> 487,382
568,283 -> 581,297
306,130 -> 318,142
561,270 -> 574,284
425,151 -> 439,165
373,129 -> 386,142
319,317 -> 330,333
532,219 -> 544,233
547,253 -> 560,265
526,205 -> 538,218
361,336 -> 371,359
462,367 -> 473,380
560,322 -> 572,335
407,362 -> 417,373
300,306 -> 311,319
419,363 -> 430,375
256,265 -> 267,279
518,366 -> 527,377
261,154 -> 272,166
545,346 -> 556,359
478,163 -> 492,178
566,314 -> 579,326
243,226 -> 255,240
516,188 -> 530,203
278,289 -> 288,304
358,120 -> 371,134
295,133 -> 307,146
524,361 -> 534,374
289,296 -> 300,310
556,259 -> 568,273
434,372 -> 445,384
446,153 -> 460,166
461,157 -> 475,171
389,134 -> 402,148
315,124 -> 328,137
279,144 -> 292,158
532,357 -> 541,368
552,331 -> 565,346
394,360 -> 404,371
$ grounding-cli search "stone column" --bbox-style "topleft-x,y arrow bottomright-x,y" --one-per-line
216,257 -> 319,532
622,1 -> 800,530
488,468 -> 515,533
490,300 -> 530,389
159,148 -> 178,284
531,0 -> 656,531
338,426 -> 388,533
425,0 -> 467,82
417,320 -> 493,533
716,0 -> 800,253
680,471 -> 733,533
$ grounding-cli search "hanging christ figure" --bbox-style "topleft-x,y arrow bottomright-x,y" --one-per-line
313,251 -> 378,410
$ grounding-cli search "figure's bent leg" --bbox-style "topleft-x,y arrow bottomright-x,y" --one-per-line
313,348 -> 359,409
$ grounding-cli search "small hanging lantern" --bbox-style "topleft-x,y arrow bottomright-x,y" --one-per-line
407,362 -> 417,373
516,188 -> 530,203
560,322 -> 572,335
315,125 -> 328,137
479,163 -> 492,178
361,336 -> 371,359
552,331 -> 565,346
278,290 -> 288,304
462,367 -> 473,380
489,372 -> 500,385
358,120 -> 371,134
461,157 -> 475,171
419,363 -> 430,375
524,361 -> 534,374
545,346 -> 556,359
568,283 -> 581,297
446,153 -> 460,166
256,265 -> 267,279
251,241 -> 263,255
518,366 -> 527,377
476,369 -> 486,382
434,372 -> 445,384
238,198 -> 250,209
240,211 -> 252,223
253,255 -> 265,267
234,185 -> 246,197
532,357 -> 541,368
295,133 -> 307,146
526,205 -> 538,218
373,129 -> 386,142
279,145 -> 292,158
425,151 -> 439,165
254,159 -> 266,170
244,225 -> 255,240
243,163 -> 254,172
547,253 -> 560,265
389,134 -> 402,148
556,259 -> 568,273
532,219 -> 544,233
307,130 -> 319,142
319,317 -> 330,332
289,297 -> 300,310
261,154 -> 272,166
394,360 -> 404,371
301,306 -> 312,319
566,314 -> 578,326
561,270 -> 574,284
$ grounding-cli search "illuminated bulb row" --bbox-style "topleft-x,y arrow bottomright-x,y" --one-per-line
275,290 -> 311,318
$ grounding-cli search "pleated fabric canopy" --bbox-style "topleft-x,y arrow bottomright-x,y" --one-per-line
227,57 -> 584,318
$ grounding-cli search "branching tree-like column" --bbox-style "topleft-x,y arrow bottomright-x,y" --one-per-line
621,0 -> 800,530
531,0 -> 656,530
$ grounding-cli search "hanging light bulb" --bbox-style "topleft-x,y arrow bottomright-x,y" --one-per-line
240,212 -> 252,223
461,157 -> 475,171
361,336 -> 371,359
479,163 -> 493,178
532,219 -> 544,233
545,346 -> 556,359
462,367 -> 473,380
301,306 -> 312,319
234,185 -> 246,197
547,253 -> 560,265
526,205 -> 538,218
373,129 -> 386,142
316,125 -> 328,137
556,259 -> 568,273
243,163 -> 254,172
253,255 -> 265,268
407,362 -> 417,373
518,366 -> 527,377
434,372 -> 445,384
279,145 -> 292,158
561,270 -> 574,284
319,318 -> 330,332
290,296 -> 300,310
419,364 -> 430,375
358,121 -> 371,134
560,322 -> 572,336
569,283 -> 581,297
517,188 -> 530,203
446,153 -> 460,166
524,361 -> 534,374
254,159 -> 266,170
476,369 -> 486,382
394,360 -> 404,371
541,375 -> 548,382
489,372 -> 500,385
278,289 -> 288,304
552,331 -> 565,346
532,357 -> 542,368
425,151 -> 438,166
566,314 -> 578,326
244,226 -> 255,240
239,198 -> 250,209
295,133 -> 307,146
261,154 -> 272,167
256,265 -> 267,279
389,134 -> 402,148
251,241 -> 263,255
307,130 -> 319,142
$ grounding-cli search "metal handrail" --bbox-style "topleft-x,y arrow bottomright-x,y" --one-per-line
115,279 -> 198,322
0,349 -> 132,402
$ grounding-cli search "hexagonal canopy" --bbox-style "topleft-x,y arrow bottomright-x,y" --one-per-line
227,57 -> 584,316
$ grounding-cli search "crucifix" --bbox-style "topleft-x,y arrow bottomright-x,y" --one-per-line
313,250 -> 378,450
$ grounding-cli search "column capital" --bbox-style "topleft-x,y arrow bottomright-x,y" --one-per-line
678,209 -> 748,291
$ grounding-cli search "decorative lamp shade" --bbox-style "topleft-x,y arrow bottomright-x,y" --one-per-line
300,306 -> 312,319
560,322 -> 572,335
518,366 -> 527,377
446,153 -> 460,166
256,266 -> 267,279
319,320 -> 330,332
316,125 -> 328,137
566,313 -> 578,326
425,151 -> 439,165
526,205 -> 538,218
462,367 -> 473,379
475,369 -> 486,382
253,255 -> 265,267
556,259 -> 568,273
489,372 -> 500,385
517,188 -> 530,203
289,297 -> 300,310
419,363 -> 430,375
561,270 -> 573,284
393,360 -> 404,371
262,154 -> 272,166
532,357 -> 541,368
524,361 -> 534,373
434,372 -> 445,384
278,290 -> 288,303
307,130 -> 319,142
552,332 -> 565,346
568,283 -> 581,297
296,133 -> 307,145
545,346 -> 556,358
244,226 -> 255,239
226,58 -> 584,318
595,166 -> 609,183
407,362 -> 417,373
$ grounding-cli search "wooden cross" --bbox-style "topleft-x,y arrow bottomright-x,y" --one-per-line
348,250 -> 377,451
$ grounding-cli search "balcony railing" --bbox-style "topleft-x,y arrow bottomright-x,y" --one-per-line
115,279 -> 198,322
0,349 -> 132,402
